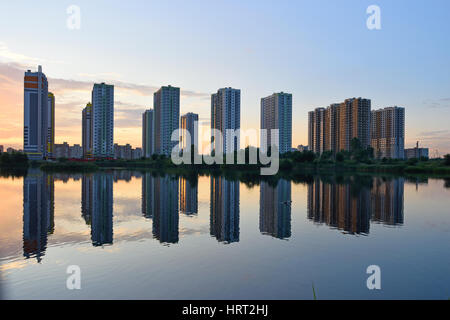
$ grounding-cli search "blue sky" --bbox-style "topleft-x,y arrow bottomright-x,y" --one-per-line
0,0 -> 449,154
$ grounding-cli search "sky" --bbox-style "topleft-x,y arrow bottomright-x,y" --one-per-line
0,0 -> 449,155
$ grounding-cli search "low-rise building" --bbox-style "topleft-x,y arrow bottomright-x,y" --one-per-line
54,142 -> 70,158
405,142 -> 429,159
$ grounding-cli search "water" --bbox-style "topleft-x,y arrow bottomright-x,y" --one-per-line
0,170 -> 449,300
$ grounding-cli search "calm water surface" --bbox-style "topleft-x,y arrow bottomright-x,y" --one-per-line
0,170 -> 449,299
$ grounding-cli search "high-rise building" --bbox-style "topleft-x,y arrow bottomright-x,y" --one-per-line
371,106 -> 405,159
338,98 -> 371,151
142,109 -> 154,158
92,83 -> 114,158
308,107 -> 325,154
24,66 -> 49,160
47,92 -> 55,158
154,86 -> 180,156
82,103 -> 93,159
308,98 -> 371,154
180,112 -> 199,151
260,92 -> 292,154
0,145 -> 4,153
211,87 -> 241,154
324,103 -> 340,153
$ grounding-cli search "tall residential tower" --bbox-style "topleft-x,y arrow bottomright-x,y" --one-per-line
261,92 -> 292,154
82,103 -> 93,159
371,106 -> 405,159
154,86 -> 180,156
211,87 -> 241,154
24,66 -> 49,160
142,109 -> 154,158
308,98 -> 371,154
180,112 -> 199,150
92,83 -> 114,158
47,92 -> 55,158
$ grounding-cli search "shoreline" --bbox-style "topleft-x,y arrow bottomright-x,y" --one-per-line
2,158 -> 450,180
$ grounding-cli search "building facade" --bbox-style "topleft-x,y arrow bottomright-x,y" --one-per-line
54,142 -> 70,159
180,112 -> 199,150
308,107 -> 326,154
47,92 -> 55,158
211,87 -> 241,154
92,83 -> 114,158
82,103 -> 93,159
154,86 -> 180,156
24,66 -> 49,160
308,98 -> 371,154
69,144 -> 83,159
371,106 -> 405,159
405,142 -> 429,159
142,109 -> 154,158
260,92 -> 292,154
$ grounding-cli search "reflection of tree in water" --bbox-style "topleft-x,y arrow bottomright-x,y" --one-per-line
444,178 -> 450,189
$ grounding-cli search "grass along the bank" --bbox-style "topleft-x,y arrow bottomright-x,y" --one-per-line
37,155 -> 450,177
3,148 -> 450,178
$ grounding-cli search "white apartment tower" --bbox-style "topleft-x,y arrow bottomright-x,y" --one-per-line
261,92 -> 292,154
154,86 -> 180,156
371,106 -> 405,159
24,66 -> 49,160
211,87 -> 241,154
91,83 -> 114,158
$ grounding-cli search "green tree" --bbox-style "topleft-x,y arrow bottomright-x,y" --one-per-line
444,154 -> 450,166
335,152 -> 345,162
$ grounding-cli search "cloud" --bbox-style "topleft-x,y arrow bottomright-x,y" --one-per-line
423,98 -> 450,109
419,130 -> 450,137
0,42 -> 65,65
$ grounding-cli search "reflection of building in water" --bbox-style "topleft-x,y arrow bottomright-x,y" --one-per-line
81,175 -> 93,225
210,177 -> 240,244
307,177 -> 405,234
141,173 -> 155,219
23,172 -> 55,262
179,177 -> 198,215
371,178 -> 404,225
113,170 -> 142,182
259,180 -> 291,239
307,179 -> 371,235
83,174 -> 114,246
152,176 -> 179,244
